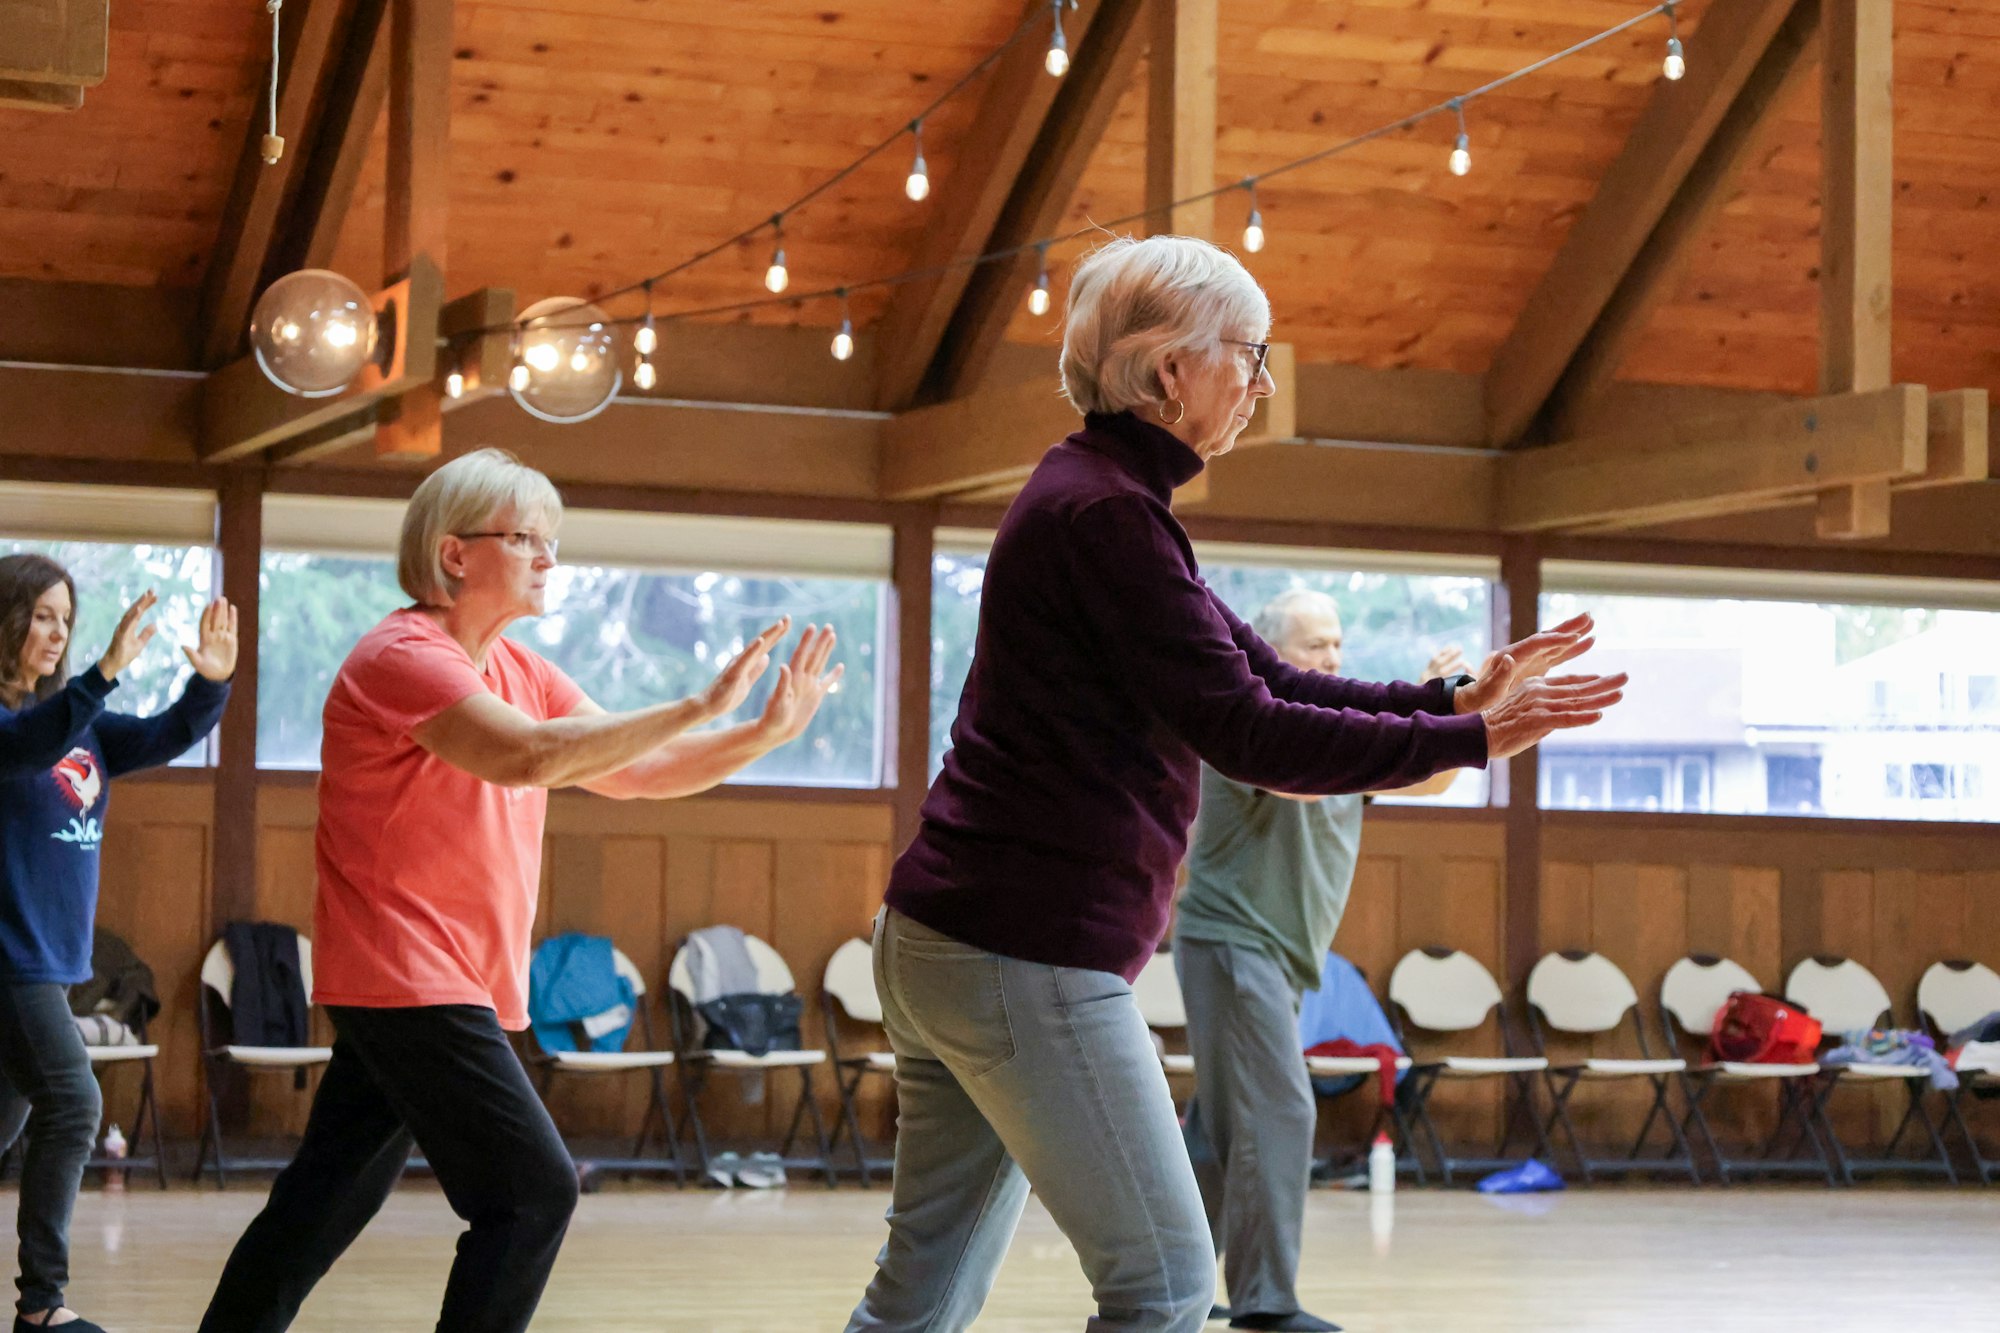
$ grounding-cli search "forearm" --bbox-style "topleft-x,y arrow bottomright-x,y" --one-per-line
588,722 -> 774,800
0,669 -> 113,779
519,695 -> 718,789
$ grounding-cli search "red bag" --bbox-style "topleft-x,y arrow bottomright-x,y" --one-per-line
1709,992 -> 1822,1065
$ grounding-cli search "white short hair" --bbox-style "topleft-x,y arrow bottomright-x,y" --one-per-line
1060,234 -> 1271,416
1253,589 -> 1341,646
399,448 -> 563,606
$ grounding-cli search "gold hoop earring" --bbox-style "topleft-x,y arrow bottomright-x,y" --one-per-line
1159,398 -> 1186,426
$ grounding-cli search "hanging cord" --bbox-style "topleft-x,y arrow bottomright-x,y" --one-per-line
261,0 -> 286,164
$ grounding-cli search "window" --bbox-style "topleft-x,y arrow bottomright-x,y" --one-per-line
259,496 -> 889,787
1,484 -> 221,767
930,532 -> 1494,805
1542,564 -> 2000,822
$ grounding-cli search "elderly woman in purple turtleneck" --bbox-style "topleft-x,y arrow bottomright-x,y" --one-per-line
844,235 -> 1625,1333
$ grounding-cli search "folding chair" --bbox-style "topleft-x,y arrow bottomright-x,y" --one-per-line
1298,955 -> 1420,1183
1525,951 -> 1695,1182
1786,956 -> 1957,1185
193,931 -> 334,1188
820,936 -> 896,1186
82,1011 -> 169,1189
528,943 -> 684,1188
1658,955 -> 1829,1185
666,933 -> 838,1188
1917,959 -> 2000,1185
1387,947 -> 1551,1184
1134,950 -> 1196,1083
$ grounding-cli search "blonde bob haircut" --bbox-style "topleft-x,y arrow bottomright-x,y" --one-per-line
1059,234 -> 1271,417
398,448 -> 564,606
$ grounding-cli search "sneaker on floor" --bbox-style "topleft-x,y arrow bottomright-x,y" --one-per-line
1229,1312 -> 1341,1332
734,1151 -> 788,1189
705,1150 -> 742,1189
1208,1306 -> 1232,1322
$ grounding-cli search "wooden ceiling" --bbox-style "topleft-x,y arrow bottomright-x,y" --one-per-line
2,0 -> 1997,400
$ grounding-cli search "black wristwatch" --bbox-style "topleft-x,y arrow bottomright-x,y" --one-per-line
1439,672 -> 1476,714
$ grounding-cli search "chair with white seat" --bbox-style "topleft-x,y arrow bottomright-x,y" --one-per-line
1387,947 -> 1551,1184
1658,955 -> 1829,1185
527,942 -> 683,1187
1525,951 -> 1695,1182
666,932 -> 837,1187
194,930 -> 335,1188
1786,955 -> 1957,1185
1133,950 -> 1197,1084
820,935 -> 896,1185
1917,959 -> 2000,1185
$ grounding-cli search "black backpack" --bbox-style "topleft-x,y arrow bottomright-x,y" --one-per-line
696,992 -> 804,1057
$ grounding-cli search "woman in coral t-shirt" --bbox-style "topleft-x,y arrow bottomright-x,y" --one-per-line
200,449 -> 840,1333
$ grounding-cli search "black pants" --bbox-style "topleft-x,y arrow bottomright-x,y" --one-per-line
0,982 -> 102,1314
199,1005 -> 579,1333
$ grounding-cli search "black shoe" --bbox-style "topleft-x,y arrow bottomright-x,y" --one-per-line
15,1317 -> 108,1333
1229,1312 -> 1342,1332
1209,1307 -> 1233,1323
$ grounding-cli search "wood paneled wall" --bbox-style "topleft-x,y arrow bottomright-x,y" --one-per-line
101,779 -> 2000,1165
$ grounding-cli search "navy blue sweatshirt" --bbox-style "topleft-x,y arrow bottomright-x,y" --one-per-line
886,410 -> 1489,982
0,667 -> 230,983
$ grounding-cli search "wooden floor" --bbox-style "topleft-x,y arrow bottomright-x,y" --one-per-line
32,1182 -> 2000,1331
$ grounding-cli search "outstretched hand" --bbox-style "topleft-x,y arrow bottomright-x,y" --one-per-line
183,597 -> 239,682
96,591 -> 158,682
1453,613 -> 1597,715
755,624 -> 844,748
698,617 -> 789,720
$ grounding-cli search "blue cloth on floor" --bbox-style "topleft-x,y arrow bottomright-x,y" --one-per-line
529,933 -> 635,1054
1822,1028 -> 1959,1091
1476,1158 -> 1565,1193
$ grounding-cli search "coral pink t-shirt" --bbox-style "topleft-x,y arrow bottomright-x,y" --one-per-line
312,608 -> 585,1029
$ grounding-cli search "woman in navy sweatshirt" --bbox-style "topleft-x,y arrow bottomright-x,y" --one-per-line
0,554 -> 234,1333
842,236 -> 1626,1333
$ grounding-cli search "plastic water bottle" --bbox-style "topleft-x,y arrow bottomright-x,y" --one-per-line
1368,1131 -> 1396,1194
102,1123 -> 126,1194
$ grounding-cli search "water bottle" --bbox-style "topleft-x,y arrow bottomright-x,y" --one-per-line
1367,1131 -> 1396,1194
102,1123 -> 126,1194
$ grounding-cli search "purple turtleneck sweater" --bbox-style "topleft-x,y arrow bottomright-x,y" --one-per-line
885,410 -> 1491,982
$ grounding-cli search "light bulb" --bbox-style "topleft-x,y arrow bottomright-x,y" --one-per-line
1243,210 -> 1265,254
906,158 -> 930,201
832,322 -> 854,362
445,369 -> 464,399
765,248 -> 789,294
508,295 -> 622,424
1450,133 -> 1471,177
525,341 -> 560,373
1045,43 -> 1068,77
633,358 -> 656,391
508,362 -> 530,391
248,268 -> 379,397
1663,37 -> 1685,81
634,322 -> 657,356
1028,281 -> 1051,317
569,347 -> 590,373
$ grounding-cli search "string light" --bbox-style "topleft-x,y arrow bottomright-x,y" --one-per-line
1662,1 -> 1685,80
632,280 -> 658,389
508,362 -> 530,392
764,215 -> 789,294
445,367 -> 464,399
831,289 -> 855,362
1027,246 -> 1051,316
905,121 -> 931,201
1448,99 -> 1472,177
1241,182 -> 1265,253
1045,0 -> 1070,77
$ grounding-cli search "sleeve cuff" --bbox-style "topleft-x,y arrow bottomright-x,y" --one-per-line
1429,709 -> 1490,770
74,666 -> 117,700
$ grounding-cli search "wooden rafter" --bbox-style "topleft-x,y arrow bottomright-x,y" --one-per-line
290,0 -> 391,273
918,0 -> 1151,404
869,0 -> 1121,412
1144,0 -> 1217,240
1482,0 -> 1807,447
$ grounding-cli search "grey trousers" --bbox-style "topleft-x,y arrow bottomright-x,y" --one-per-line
1174,936 -> 1314,1317
0,981 -> 104,1315
845,908 -> 1215,1333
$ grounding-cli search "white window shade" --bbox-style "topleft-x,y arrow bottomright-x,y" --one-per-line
1544,560 -> 2000,613
264,493 -> 891,579
0,482 -> 214,544
1195,541 -> 1497,580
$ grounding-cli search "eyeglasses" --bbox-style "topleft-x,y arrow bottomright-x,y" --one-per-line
455,531 -> 559,560
1221,338 -> 1272,379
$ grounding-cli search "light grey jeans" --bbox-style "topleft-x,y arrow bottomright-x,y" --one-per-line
846,908 -> 1215,1333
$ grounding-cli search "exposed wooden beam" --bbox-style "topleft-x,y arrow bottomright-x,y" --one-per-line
199,0 -> 356,370
1198,439 -> 1497,532
1144,0 -> 1217,239
1546,2 -> 1822,439
1482,0 -> 1806,446
921,0 -> 1151,402
210,471 -> 263,930
0,365 -> 201,461
382,0 -> 449,282
891,514 -> 936,855
882,376 -> 1080,500
291,0 -> 391,272
0,280 -> 197,370
869,0 -> 1118,411
1498,386 -> 1927,533
1816,0 -> 1895,539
